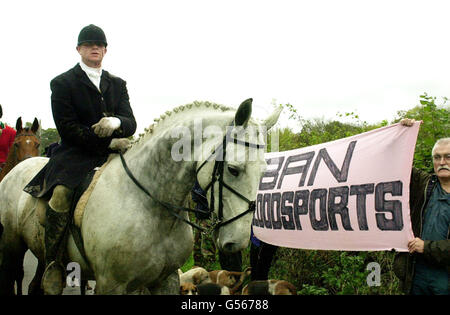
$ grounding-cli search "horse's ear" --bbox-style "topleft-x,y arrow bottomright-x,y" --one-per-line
31,118 -> 40,134
262,105 -> 283,131
16,117 -> 23,132
234,98 -> 252,127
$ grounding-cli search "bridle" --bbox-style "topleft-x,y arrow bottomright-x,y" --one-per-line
192,127 -> 265,232
119,123 -> 265,234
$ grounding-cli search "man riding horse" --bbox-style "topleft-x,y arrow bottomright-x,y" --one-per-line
23,24 -> 136,295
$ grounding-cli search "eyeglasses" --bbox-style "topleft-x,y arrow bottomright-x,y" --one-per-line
433,154 -> 450,162
81,41 -> 106,48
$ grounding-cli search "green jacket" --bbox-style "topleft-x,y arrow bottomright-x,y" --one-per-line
393,168 -> 450,294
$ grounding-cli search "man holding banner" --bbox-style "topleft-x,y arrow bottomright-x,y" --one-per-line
394,120 -> 449,295
253,121 -> 421,250
252,118 -> 448,294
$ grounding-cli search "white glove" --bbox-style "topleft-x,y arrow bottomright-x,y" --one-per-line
109,138 -> 131,153
92,117 -> 121,138
400,118 -> 415,127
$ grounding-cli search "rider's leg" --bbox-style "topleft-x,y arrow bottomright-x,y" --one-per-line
42,185 -> 73,295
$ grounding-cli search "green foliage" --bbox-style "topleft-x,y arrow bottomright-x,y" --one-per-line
322,252 -> 368,295
270,248 -> 402,295
267,103 -> 384,153
395,93 -> 449,171
39,127 -> 60,155
181,254 -> 195,273
298,284 -> 328,295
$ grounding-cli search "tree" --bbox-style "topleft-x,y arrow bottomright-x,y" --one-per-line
39,128 -> 60,156
395,93 -> 449,171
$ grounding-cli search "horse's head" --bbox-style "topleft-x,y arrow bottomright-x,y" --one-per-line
14,117 -> 41,162
196,99 -> 282,253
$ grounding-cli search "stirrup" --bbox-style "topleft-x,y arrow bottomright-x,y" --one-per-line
42,261 -> 65,295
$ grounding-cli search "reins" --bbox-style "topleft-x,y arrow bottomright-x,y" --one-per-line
119,152 -> 208,232
119,124 -> 265,234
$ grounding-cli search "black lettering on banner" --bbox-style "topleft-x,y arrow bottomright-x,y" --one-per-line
328,186 -> 353,231
281,191 -> 295,230
309,189 -> 329,231
308,141 -> 357,186
277,152 -> 315,189
294,190 -> 309,230
271,193 -> 282,230
350,184 -> 375,231
259,157 -> 285,190
263,193 -> 272,229
254,193 -> 264,227
252,211 -> 258,227
375,181 -> 404,231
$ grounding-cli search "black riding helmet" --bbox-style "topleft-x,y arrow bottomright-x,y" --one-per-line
77,24 -> 107,47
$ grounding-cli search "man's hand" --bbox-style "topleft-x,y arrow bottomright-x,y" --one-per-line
400,118 -> 415,127
109,138 -> 131,153
408,237 -> 424,254
92,117 -> 121,138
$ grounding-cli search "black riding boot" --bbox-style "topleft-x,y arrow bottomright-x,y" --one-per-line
41,205 -> 71,295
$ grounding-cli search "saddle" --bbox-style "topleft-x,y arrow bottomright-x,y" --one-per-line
36,155 -> 112,266
36,156 -> 111,228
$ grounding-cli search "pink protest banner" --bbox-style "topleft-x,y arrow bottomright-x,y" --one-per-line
253,122 -> 420,252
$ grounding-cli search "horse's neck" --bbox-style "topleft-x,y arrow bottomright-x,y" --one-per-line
124,111 -> 230,205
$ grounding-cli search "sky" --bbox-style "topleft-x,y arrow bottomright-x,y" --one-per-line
1,0 -> 448,135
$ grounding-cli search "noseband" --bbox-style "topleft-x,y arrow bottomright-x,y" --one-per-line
119,124 -> 265,234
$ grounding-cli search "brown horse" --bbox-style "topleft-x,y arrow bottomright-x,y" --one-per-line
0,117 -> 40,182
0,117 -> 39,295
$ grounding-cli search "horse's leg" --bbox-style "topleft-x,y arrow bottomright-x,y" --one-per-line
94,273 -> 175,295
28,260 -> 45,295
14,253 -> 25,295
147,271 -> 180,295
80,279 -> 87,295
0,254 -> 16,295
0,235 -> 27,295
93,275 -> 127,295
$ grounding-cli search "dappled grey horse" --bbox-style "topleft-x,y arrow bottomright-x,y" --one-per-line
0,99 -> 281,294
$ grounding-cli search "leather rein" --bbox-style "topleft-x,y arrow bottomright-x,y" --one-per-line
119,127 -> 265,234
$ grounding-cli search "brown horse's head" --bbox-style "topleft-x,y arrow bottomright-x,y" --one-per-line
14,117 -> 41,162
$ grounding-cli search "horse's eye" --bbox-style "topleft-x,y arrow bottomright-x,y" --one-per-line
36,143 -> 40,148
228,166 -> 239,177
14,142 -> 19,148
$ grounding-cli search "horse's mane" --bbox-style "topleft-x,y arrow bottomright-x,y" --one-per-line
131,101 -> 234,148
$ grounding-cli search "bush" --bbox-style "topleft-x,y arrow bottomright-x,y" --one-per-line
268,249 -> 402,295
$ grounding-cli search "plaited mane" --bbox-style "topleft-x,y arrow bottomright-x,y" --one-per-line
131,101 -> 234,148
